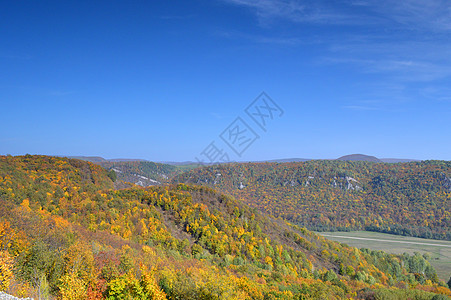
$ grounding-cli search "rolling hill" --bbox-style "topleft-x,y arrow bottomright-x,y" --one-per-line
68,155 -> 421,189
172,160 -> 451,240
1,155 -> 450,299
336,154 -> 419,163
98,160 -> 180,186
67,156 -> 196,187
337,154 -> 382,163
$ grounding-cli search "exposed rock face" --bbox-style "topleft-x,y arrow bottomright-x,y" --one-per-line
0,292 -> 33,300
441,174 -> 451,191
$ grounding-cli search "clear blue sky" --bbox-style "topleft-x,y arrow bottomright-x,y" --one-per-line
1,0 -> 450,161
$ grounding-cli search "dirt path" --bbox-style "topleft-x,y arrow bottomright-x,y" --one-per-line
320,234 -> 451,248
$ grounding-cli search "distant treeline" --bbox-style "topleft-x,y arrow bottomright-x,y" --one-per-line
0,155 -> 450,299
173,160 -> 451,240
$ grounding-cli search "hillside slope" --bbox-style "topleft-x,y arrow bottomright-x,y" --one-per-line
67,156 -> 184,186
0,155 -> 450,299
173,160 -> 451,240
99,161 -> 180,186
1,155 -> 449,299
337,154 -> 381,162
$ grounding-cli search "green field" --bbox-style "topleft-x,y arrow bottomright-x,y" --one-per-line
317,231 -> 451,282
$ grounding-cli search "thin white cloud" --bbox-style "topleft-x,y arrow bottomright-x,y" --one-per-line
48,90 -> 73,97
0,53 -> 32,60
253,36 -> 302,45
160,14 -> 197,20
214,29 -> 309,46
324,38 -> 451,82
221,0 -> 451,104
354,0 -> 451,32
324,57 -> 451,82
419,86 -> 451,102
222,0 -> 366,25
222,0 -> 451,31
342,105 -> 379,111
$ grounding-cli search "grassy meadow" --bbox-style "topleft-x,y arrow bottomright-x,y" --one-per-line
317,231 -> 451,282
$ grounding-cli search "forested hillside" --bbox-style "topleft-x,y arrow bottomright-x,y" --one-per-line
68,156 -> 189,186
98,161 -> 180,186
70,159 -> 196,187
0,155 -> 450,299
173,160 -> 451,240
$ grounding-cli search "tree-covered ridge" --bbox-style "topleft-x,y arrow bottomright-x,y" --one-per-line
0,155 -> 114,209
98,161 -> 189,187
0,155 -> 450,299
173,160 -> 451,240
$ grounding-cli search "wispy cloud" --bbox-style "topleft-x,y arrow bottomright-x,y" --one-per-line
222,0 -> 369,25
340,95 -> 402,112
222,0 -> 451,31
222,0 -> 451,105
338,82 -> 420,112
214,29 -> 312,46
353,0 -> 451,32
419,86 -> 451,102
0,85 -> 75,99
160,14 -> 197,20
342,105 -> 380,111
324,37 -> 451,82
0,53 -> 32,60
48,90 -> 74,97
324,57 -> 451,82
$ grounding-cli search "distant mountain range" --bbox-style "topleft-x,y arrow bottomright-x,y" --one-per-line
266,154 -> 418,163
254,158 -> 311,163
379,158 -> 420,163
172,159 -> 451,241
67,154 -> 420,165
2,155 -> 447,297
337,154 -> 419,163
67,156 -> 147,163
61,154 -> 422,188
337,154 -> 381,162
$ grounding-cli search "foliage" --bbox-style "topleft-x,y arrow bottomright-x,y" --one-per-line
0,251 -> 13,291
98,161 -> 189,187
0,155 -> 450,299
173,160 -> 451,240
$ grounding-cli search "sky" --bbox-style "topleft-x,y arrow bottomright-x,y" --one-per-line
1,0 -> 450,161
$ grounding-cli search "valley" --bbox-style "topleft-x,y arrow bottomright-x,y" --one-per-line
172,160 -> 451,240
0,155 -> 450,299
318,231 -> 451,282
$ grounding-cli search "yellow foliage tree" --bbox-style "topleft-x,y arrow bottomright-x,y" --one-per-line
0,251 -> 13,291
140,267 -> 167,300
59,272 -> 87,300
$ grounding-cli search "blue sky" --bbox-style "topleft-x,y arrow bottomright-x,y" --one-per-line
1,0 -> 450,161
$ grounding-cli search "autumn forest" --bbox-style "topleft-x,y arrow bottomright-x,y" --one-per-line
0,155 -> 450,299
